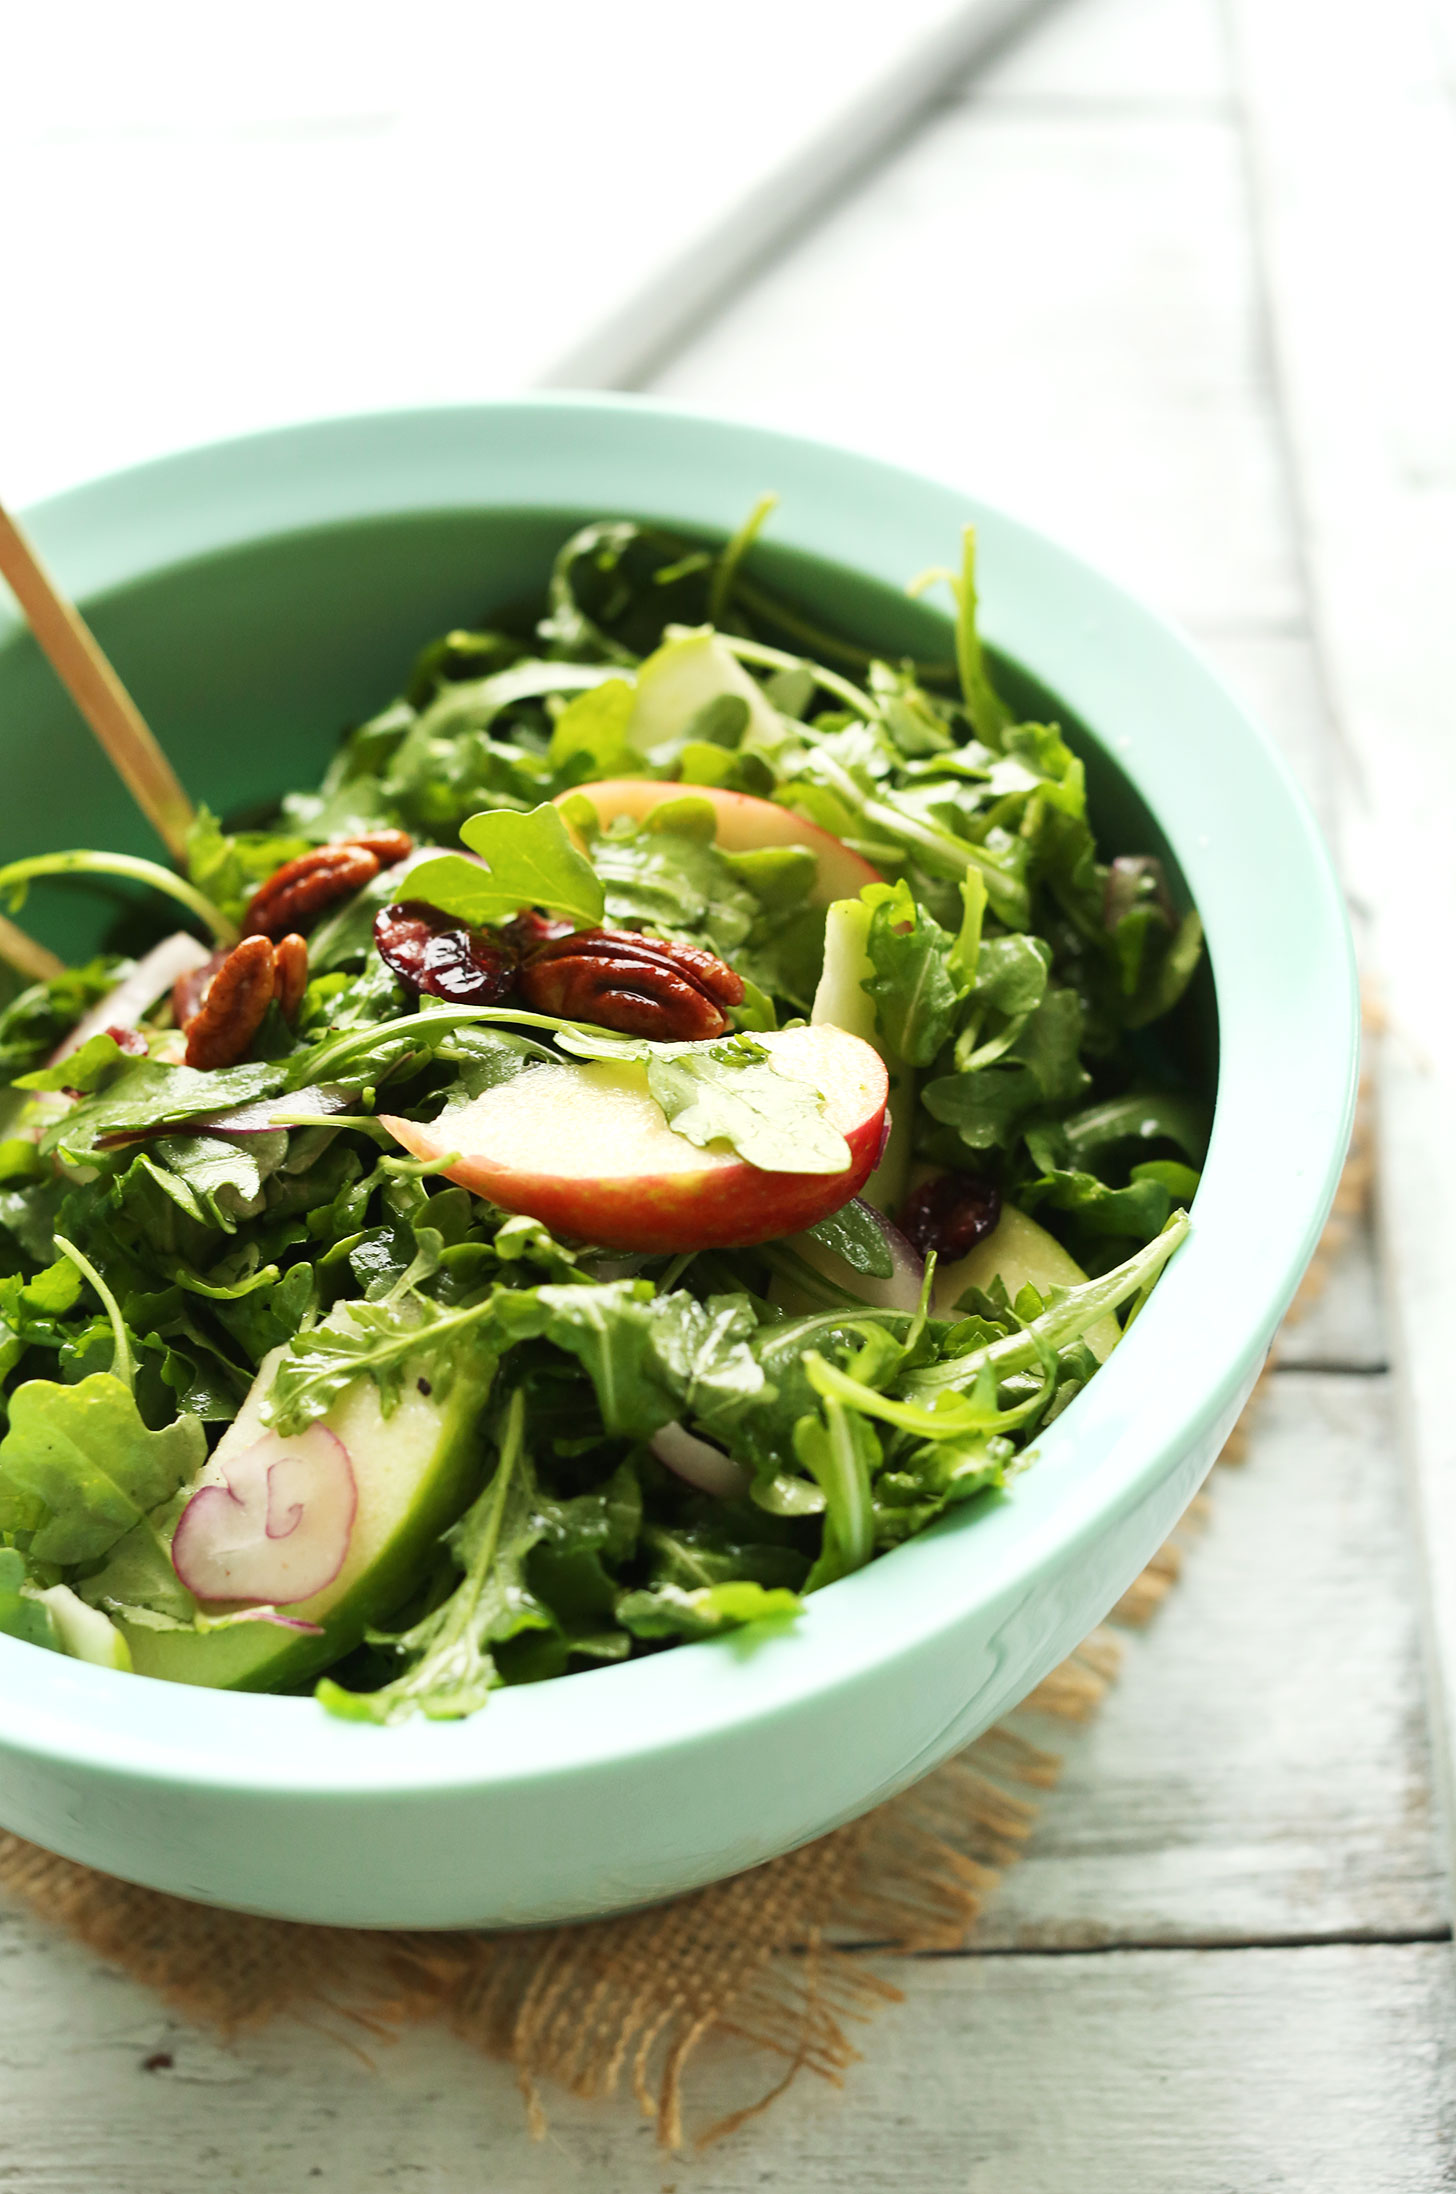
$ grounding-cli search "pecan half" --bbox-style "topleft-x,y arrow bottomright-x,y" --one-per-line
272,933 -> 309,1022
244,842 -> 383,939
172,948 -> 229,1030
183,936 -> 279,1069
899,1173 -> 1003,1261
374,900 -> 519,1005
347,829 -> 414,868
518,928 -> 744,1041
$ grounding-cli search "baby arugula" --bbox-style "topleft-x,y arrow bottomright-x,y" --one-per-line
0,1240 -> 205,1589
0,502 -> 1205,1720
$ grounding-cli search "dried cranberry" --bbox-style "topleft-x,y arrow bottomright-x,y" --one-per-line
373,901 -> 519,1005
899,1173 -> 1003,1261
502,909 -> 577,954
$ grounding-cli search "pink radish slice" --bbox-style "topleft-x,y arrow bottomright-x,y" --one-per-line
216,1607 -> 325,1634
51,932 -> 213,1064
788,1199 -> 925,1313
171,1426 -> 357,1605
650,1421 -> 751,1501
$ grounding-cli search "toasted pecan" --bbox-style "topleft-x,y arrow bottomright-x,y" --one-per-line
346,829 -> 414,867
183,936 -> 279,1069
243,844 -> 380,940
172,948 -> 229,1030
272,933 -> 309,1022
518,927 -> 742,1041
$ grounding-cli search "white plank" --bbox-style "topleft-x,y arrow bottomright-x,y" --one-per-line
650,12 -> 1295,636
981,1370 -> 1443,1945
1274,1215 -> 1386,1372
973,0 -> 1232,101
1,0 -> 1053,507
1227,0 -> 1456,1888
0,1918 -> 1447,2191
1191,625 -> 1350,852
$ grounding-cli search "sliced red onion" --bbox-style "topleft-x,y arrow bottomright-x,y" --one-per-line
171,1425 -> 357,1605
51,932 -> 213,1064
186,1083 -> 357,1136
650,1421 -> 751,1501
784,1198 -> 925,1313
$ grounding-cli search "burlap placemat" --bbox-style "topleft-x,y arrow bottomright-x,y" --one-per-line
0,1120 -> 1371,2150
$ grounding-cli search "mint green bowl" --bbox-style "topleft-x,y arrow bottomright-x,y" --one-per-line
0,399 -> 1356,1926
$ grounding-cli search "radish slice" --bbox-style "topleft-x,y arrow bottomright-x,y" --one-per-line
51,932 -> 213,1063
650,1421 -> 751,1501
171,1426 -> 357,1605
780,1198 -> 925,1313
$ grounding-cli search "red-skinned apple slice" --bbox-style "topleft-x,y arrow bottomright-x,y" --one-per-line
554,781 -> 880,908
382,1023 -> 889,1253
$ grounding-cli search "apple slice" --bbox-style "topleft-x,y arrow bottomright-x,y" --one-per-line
382,1022 -> 889,1253
626,629 -> 785,750
103,1328 -> 494,1691
555,780 -> 880,908
932,1203 -> 1122,1362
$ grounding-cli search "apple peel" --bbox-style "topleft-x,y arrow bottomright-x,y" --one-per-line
380,1022 -> 889,1253
171,1425 -> 358,1605
554,780 -> 880,908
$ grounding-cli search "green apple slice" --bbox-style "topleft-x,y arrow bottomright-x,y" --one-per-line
625,628 -> 785,750
106,1343 -> 494,1691
932,1204 -> 1122,1362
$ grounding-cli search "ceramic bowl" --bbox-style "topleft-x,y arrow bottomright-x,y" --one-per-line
0,399 -> 1357,1926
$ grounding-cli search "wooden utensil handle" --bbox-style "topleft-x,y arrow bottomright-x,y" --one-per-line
0,502 -> 195,864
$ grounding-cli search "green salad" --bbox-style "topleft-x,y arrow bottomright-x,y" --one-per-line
0,507 -> 1205,1722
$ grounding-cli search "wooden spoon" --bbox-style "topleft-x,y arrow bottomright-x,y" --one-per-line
0,498 -> 195,864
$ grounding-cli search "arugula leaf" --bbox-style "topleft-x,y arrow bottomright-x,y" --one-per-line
0,960 -> 120,1085
648,1047 -> 851,1175
495,1282 -> 764,1439
924,986 -> 1089,1153
1048,1091 -> 1210,1170
263,1295 -> 499,1436
794,1394 -> 879,1589
546,678 -> 638,778
404,804 -> 605,931
873,1431 -> 1010,1546
616,1579 -> 801,1640
0,1546 -> 59,1651
861,880 -> 963,1067
186,807 -> 312,930
801,1199 -> 894,1279
555,1027 -> 852,1176
1020,1160 -> 1198,1253
79,1487 -> 197,1624
318,1389 -> 550,1724
905,1211 -> 1189,1400
40,1059 -> 288,1160
0,1374 -> 206,1562
18,1029 -> 141,1095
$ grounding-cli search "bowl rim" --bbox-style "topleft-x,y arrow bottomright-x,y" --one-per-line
0,393 -> 1359,1797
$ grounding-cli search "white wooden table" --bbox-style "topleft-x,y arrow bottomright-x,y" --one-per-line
4,0 -> 1455,2184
